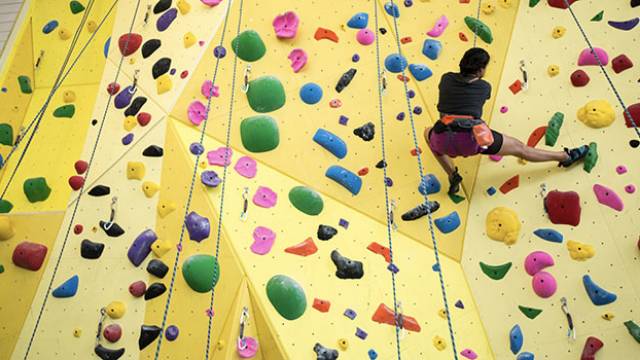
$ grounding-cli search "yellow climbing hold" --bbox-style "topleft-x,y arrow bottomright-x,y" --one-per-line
499,0 -> 512,8
151,239 -> 172,258
184,32 -> 196,48
438,308 -> 447,319
547,64 -> 560,77
338,338 -> 349,350
73,328 -> 82,337
127,161 -> 146,180
199,160 -> 207,169
157,199 -> 177,218
0,216 -> 15,240
86,20 -> 97,33
156,73 -> 172,94
105,301 -> 126,319
602,312 -> 615,321
123,116 -> 137,131
482,1 -> 495,14
433,336 -> 447,351
59,27 -> 71,40
129,57 -> 136,65
552,26 -> 566,39
177,0 -> 191,14
142,181 -> 160,198
63,90 -> 76,103
577,100 -> 615,128
486,207 -> 521,245
567,240 -> 595,261
216,340 -> 225,350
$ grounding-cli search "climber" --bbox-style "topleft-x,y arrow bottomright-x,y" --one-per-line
401,48 -> 590,221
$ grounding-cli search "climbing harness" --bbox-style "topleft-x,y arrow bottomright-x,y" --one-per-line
240,187 -> 249,221
560,297 -> 576,341
101,197 -> 118,231
241,65 -> 252,93
519,60 -> 528,90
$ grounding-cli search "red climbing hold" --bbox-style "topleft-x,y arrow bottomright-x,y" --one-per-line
400,36 -> 412,44
137,112 -> 152,126
367,242 -> 391,263
103,324 -> 122,343
372,303 -> 421,332
624,103 -> 640,128
118,33 -> 143,56
358,167 -> 369,176
459,32 -> 468,42
314,27 -> 339,42
73,224 -> 83,235
570,69 -> 590,87
499,175 -> 519,194
313,298 -> 331,312
509,79 -> 522,94
527,126 -> 547,147
107,82 -> 120,95
548,0 -> 578,8
12,242 -> 48,271
397,74 -> 410,82
459,0 -> 470,3
581,336 -> 603,360
68,175 -> 84,191
612,54 -> 633,74
410,147 -> 422,156
544,190 -> 581,226
129,280 -> 147,297
180,70 -> 189,79
74,160 -> 88,174
285,237 -> 318,256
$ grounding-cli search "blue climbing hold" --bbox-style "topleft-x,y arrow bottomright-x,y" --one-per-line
533,228 -> 563,243
510,324 -> 523,355
434,211 -> 460,234
368,349 -> 378,360
422,39 -> 442,60
313,129 -> 347,159
122,133 -> 134,145
104,37 -> 111,58
432,263 -> 440,272
347,12 -> 368,29
384,2 -> 400,17
43,20 -> 59,34
517,352 -> 535,360
409,64 -> 433,81
52,274 -> 79,298
299,83 -> 323,105
384,53 -> 407,73
326,165 -> 362,195
418,174 -> 440,195
487,186 -> 496,195
583,275 -> 617,306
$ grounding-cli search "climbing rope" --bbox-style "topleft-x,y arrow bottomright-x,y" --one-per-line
561,0 -> 639,138
21,1 -> 141,358
473,0 -> 483,47
386,0 -> 460,358
372,1 -> 403,359
151,0 -> 242,357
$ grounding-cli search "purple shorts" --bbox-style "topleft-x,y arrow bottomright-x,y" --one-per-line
428,128 -> 504,157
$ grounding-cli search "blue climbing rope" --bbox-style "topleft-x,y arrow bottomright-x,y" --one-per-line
561,0 -> 639,137
385,0 -> 460,359
152,0 -> 242,358
21,0 -> 140,358
372,1 -> 403,359
473,0 -> 483,47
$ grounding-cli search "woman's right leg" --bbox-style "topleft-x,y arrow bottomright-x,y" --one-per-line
498,134 -> 568,162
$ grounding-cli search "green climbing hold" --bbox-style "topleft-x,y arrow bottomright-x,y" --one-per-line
0,199 -> 13,213
266,274 -> 307,320
583,142 -> 598,173
545,112 -> 564,146
448,193 -> 465,204
23,177 -> 52,203
18,76 -> 32,94
0,124 -> 13,146
529,0 -> 541,7
479,261 -> 512,280
231,30 -> 266,62
70,1 -> 85,14
464,16 -> 493,44
182,254 -> 220,293
246,76 -> 286,113
518,305 -> 543,320
625,320 -> 640,343
240,115 -> 280,152
0,264 -> 4,273
53,104 -> 76,118
288,186 -> 323,216
591,10 -> 604,22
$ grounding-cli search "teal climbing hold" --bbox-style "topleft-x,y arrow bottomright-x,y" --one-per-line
182,254 -> 220,293
545,112 -> 564,146
0,199 -> 13,213
518,305 -> 542,319
624,320 -> 640,343
326,165 -> 362,195
69,1 -> 85,14
464,16 -> 493,44
53,105 -> 76,118
583,275 -> 617,306
408,64 -> 433,81
510,324 -> 523,355
52,274 -> 79,298
434,211 -> 460,234
479,261 -> 512,280
18,75 -> 32,94
231,30 -> 266,62
246,76 -> 286,113
0,124 -> 13,146
24,177 -> 51,203
384,53 -> 407,73
422,39 -> 442,60
533,228 -> 563,243
0,264 -> 4,273
288,186 -> 323,215
529,0 -> 541,7
240,115 -> 279,152
266,274 -> 307,320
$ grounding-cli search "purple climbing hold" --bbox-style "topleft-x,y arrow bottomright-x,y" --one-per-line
127,229 -> 158,266
201,170 -> 221,187
339,115 -> 349,125
213,45 -> 226,58
352,54 -> 360,62
165,325 -> 179,341
413,106 -> 422,114
387,263 -> 399,274
339,218 -> 349,229
190,142 -> 204,155
355,327 -> 368,340
185,211 -> 210,242
114,85 -> 135,109
455,299 -> 464,309
169,68 -> 176,75
384,177 -> 393,186
396,112 -> 405,120
122,133 -> 134,145
404,0 -> 413,6
156,8 -> 177,32
344,308 -> 357,320
407,90 -> 415,98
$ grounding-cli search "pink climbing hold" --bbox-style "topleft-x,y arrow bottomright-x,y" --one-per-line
532,271 -> 557,298
187,101 -> 207,126
129,280 -> 146,297
426,15 -> 449,37
201,0 -> 222,6
356,28 -> 375,45
103,324 -> 122,343
207,147 -> 232,166
593,184 -> 624,211
460,348 -> 478,360
287,49 -> 308,73
234,156 -> 257,178
237,337 -> 258,358
489,155 -> 503,162
273,11 -> 299,39
500,106 -> 509,113
253,186 -> 277,208
625,184 -> 636,194
578,47 -> 609,66
200,80 -> 219,99
616,165 -> 627,174
612,54 -> 633,74
524,251 -> 555,276
251,226 -> 275,255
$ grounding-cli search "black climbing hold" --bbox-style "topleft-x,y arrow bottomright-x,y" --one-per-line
375,160 -> 387,169
99,221 -> 125,237
142,145 -> 163,157
91,119 -> 98,126
314,343 -> 339,360
88,185 -> 110,197
632,0 -> 640,8
353,122 -> 375,141
631,139 -> 640,148
335,68 -> 357,93
80,239 -> 105,259
144,282 -> 166,300
331,249 -> 364,279
379,27 -> 387,34
153,0 -> 171,13
146,259 -> 168,278
152,58 -> 171,79
138,325 -> 162,350
124,97 -> 147,117
141,39 -> 161,59
317,225 -> 338,241
94,344 -> 125,360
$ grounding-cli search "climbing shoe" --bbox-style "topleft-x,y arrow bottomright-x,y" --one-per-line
401,201 -> 440,221
558,145 -> 589,168
448,168 -> 463,195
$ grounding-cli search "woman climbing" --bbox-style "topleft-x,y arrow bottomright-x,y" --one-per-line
401,47 -> 591,221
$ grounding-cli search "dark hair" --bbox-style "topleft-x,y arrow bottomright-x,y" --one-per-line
459,48 -> 490,76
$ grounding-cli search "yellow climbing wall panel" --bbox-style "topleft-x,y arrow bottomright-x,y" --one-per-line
462,1 -> 640,358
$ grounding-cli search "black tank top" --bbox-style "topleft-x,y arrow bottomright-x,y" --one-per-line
437,72 -> 491,119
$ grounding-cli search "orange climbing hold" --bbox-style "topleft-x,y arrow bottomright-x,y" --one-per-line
459,32 -> 468,42
411,147 -> 422,156
499,175 -> 520,194
285,237 -> 318,256
400,36 -> 412,44
313,298 -> 331,312
314,27 -> 339,42
367,242 -> 391,263
358,167 -> 369,176
527,126 -> 547,147
509,79 -> 523,94
397,74 -> 410,82
372,303 -> 421,332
